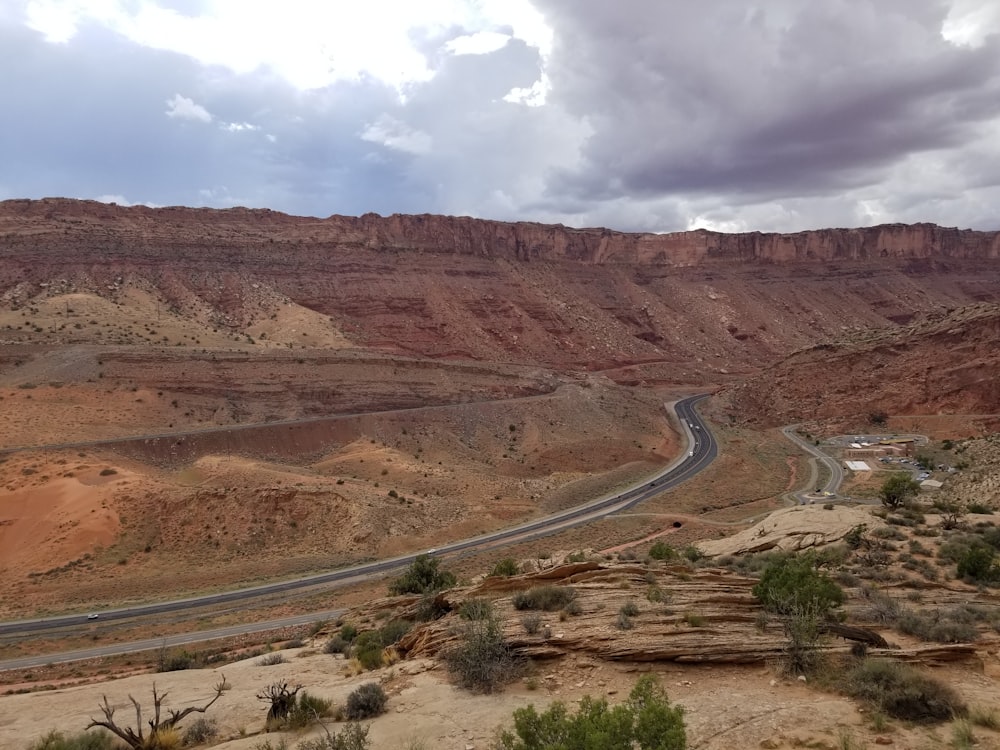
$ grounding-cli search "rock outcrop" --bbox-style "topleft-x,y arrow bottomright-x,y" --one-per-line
697,505 -> 880,557
3,198 -> 1000,384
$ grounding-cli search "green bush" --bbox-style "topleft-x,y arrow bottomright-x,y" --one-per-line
898,612 -> 978,643
512,586 -> 577,611
27,730 -> 114,750
648,541 -> 678,561
352,632 -> 387,670
324,635 -> 350,655
490,558 -> 520,577
620,600 -> 640,617
495,674 -> 685,750
459,598 -> 495,620
340,623 -> 359,642
287,691 -> 333,729
389,554 -> 456,595
445,613 -> 521,694
345,682 -> 388,720
844,659 -> 966,723
521,613 -> 543,634
957,545 -> 1000,583
378,619 -> 412,645
879,474 -> 920,509
752,554 -> 845,616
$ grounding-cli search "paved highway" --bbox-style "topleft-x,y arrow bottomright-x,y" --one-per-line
781,425 -> 844,502
0,395 -> 715,667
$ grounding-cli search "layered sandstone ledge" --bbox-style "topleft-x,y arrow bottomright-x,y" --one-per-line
2,198 -> 999,267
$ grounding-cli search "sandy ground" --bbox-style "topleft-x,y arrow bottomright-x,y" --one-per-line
3,644 -> 999,750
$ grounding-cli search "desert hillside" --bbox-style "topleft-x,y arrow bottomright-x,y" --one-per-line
2,200 -> 1000,374
723,302 -> 1000,425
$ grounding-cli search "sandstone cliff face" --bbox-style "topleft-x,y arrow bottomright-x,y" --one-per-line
2,198 -> 999,266
2,199 -> 1000,376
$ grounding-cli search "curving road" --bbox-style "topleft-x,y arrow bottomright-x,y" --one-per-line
782,426 -> 930,504
0,396 -> 716,652
781,425 -> 844,502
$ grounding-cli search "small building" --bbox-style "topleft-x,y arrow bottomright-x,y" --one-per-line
878,438 -> 915,456
845,460 -> 871,471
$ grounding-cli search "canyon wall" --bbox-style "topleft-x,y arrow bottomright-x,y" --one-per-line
2,197 -> 1000,268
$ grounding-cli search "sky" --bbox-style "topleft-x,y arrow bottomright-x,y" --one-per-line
2,0 -> 1000,233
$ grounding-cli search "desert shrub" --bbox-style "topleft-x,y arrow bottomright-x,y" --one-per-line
648,541 -> 678,561
344,682 -> 388,720
324,636 -> 349,655
620,600 -> 640,617
873,526 -> 907,540
968,503 -> 993,515
562,599 -> 583,617
459,598 -> 495,621
681,545 -> 703,563
257,652 -> 287,666
856,588 -> 903,625
378,619 -> 411,645
844,658 -> 966,722
616,611 -> 634,630
297,723 -> 370,750
969,705 -> 1000,730
565,551 -> 588,563
27,730 -> 114,750
521,613 -> 543,634
388,554 -> 456,595
340,624 -> 359,642
284,638 -> 305,649
512,585 -> 576,611
752,554 -> 845,616
286,691 -> 333,729
352,632 -> 386,670
957,545 -> 1000,583
683,612 -> 706,628
490,558 -> 520,577
182,716 -> 218,746
494,674 -> 685,750
445,613 -> 521,694
157,649 -> 198,672
898,611 -> 978,643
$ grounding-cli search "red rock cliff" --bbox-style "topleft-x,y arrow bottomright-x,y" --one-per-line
2,198 -> 999,266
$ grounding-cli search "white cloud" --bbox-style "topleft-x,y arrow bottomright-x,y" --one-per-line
504,73 -> 550,107
222,121 -> 258,133
445,31 -> 510,56
942,0 -> 1000,47
361,114 -> 432,155
20,0 -> 552,95
165,93 -> 211,122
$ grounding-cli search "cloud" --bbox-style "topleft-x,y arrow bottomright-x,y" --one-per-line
165,93 -> 211,122
361,114 -> 432,155
6,1 -> 1000,233
445,31 -> 510,55
222,121 -> 258,133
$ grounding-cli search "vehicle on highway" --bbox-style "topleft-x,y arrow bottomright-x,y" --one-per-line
688,451 -> 694,457
87,613 -> 99,620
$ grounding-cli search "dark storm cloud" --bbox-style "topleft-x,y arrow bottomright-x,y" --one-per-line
5,1 -> 1000,232
534,0 -> 1000,207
